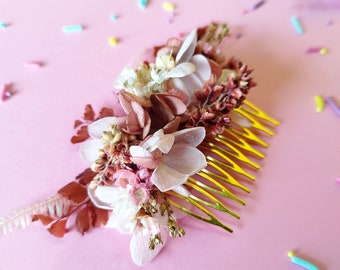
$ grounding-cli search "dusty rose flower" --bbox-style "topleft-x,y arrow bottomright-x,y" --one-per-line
118,91 -> 152,138
149,93 -> 187,134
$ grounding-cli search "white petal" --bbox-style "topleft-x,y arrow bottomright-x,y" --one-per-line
180,73 -> 204,95
162,144 -> 207,175
169,78 -> 190,97
130,145 -> 153,158
93,186 -> 123,206
165,62 -> 195,79
79,139 -> 103,164
172,185 -> 190,197
176,29 -> 197,64
130,226 -> 168,266
157,134 -> 175,154
88,117 -> 125,139
172,127 -> 206,147
190,54 -> 211,81
151,162 -> 188,192
87,185 -> 115,210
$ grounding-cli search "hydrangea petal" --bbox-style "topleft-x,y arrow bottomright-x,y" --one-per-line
87,185 -> 118,210
171,185 -> 190,197
156,134 -> 175,154
151,162 -> 188,192
165,62 -> 195,79
172,126 -> 206,147
130,145 -> 153,158
88,117 -> 125,139
168,78 -> 189,97
179,73 -> 204,95
79,139 -> 103,164
162,144 -> 207,175
175,29 -> 197,64
190,54 -> 211,81
130,226 -> 168,266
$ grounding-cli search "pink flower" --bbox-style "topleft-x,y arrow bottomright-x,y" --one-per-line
129,127 -> 207,192
130,184 -> 149,205
113,169 -> 139,188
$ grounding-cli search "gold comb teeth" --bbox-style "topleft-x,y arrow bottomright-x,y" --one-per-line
168,100 -> 279,233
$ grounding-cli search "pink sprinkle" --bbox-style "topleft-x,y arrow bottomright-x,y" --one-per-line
336,177 -> 340,184
23,61 -> 43,68
177,32 -> 184,39
306,47 -> 322,54
1,84 -> 14,102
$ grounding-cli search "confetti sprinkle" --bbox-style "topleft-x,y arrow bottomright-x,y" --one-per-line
320,48 -> 328,55
252,0 -> 266,10
326,20 -> 333,26
0,22 -> 7,28
291,16 -> 304,35
163,2 -> 175,11
305,47 -> 322,54
23,61 -> 43,69
235,33 -> 242,39
325,96 -> 340,117
1,84 -> 15,102
314,95 -> 325,112
108,37 -> 118,46
336,177 -> 340,184
139,0 -> 148,9
110,13 -> 118,21
288,251 -> 319,270
62,25 -> 83,33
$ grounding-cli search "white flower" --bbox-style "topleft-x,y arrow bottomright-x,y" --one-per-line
88,183 -> 140,234
168,29 -> 212,102
88,181 -> 169,266
129,127 -> 207,192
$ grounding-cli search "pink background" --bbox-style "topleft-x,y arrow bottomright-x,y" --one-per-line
1,1 -> 340,269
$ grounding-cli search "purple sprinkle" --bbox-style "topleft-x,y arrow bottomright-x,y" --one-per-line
236,33 -> 242,39
326,20 -> 333,26
252,0 -> 265,10
325,96 -> 340,117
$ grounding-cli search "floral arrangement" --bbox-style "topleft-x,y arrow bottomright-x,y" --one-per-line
0,23 -> 278,265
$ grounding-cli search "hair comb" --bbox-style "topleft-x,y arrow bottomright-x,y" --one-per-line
0,23 -> 278,265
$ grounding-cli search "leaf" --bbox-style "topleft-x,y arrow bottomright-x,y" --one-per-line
76,207 -> 91,235
76,168 -> 98,186
48,219 -> 67,238
91,206 -> 109,227
98,107 -> 114,119
32,214 -> 55,226
83,104 -> 95,121
71,125 -> 90,144
58,182 -> 88,203
74,119 -> 83,129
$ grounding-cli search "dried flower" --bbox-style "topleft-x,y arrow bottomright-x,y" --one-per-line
129,127 -> 206,192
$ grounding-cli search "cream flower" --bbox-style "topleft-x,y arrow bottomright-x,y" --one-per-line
166,29 -> 212,102
129,127 -> 207,192
87,180 -> 169,266
88,182 -> 140,234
